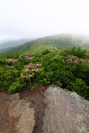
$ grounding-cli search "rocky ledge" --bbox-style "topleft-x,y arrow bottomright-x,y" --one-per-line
0,84 -> 89,133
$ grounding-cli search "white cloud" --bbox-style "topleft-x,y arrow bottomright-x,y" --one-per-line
0,0 -> 89,39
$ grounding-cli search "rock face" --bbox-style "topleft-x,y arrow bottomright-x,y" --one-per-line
43,85 -> 89,133
0,92 -> 35,133
9,97 -> 35,133
0,85 -> 89,133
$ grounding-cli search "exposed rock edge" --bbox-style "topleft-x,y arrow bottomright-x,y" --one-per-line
0,85 -> 89,133
42,84 -> 89,133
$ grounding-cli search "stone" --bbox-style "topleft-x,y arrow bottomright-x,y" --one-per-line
42,85 -> 89,133
0,91 -> 35,133
8,99 -> 35,133
10,93 -> 20,101
0,85 -> 89,133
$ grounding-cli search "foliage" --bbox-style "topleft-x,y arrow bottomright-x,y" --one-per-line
60,47 -> 87,58
8,79 -> 26,94
66,78 -> 89,100
0,47 -> 89,101
42,49 -> 50,55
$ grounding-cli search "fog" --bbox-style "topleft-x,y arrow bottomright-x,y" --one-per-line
0,0 -> 89,40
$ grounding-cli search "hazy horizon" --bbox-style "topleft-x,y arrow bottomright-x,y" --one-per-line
0,0 -> 89,40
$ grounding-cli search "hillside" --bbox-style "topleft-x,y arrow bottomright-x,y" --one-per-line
0,46 -> 89,100
0,33 -> 89,101
5,34 -> 89,56
0,39 -> 34,54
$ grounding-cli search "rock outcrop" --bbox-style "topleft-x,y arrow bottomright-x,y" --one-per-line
43,85 -> 89,133
0,85 -> 89,133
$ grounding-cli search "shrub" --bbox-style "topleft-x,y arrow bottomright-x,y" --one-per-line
9,80 -> 26,94
60,47 -> 87,59
42,49 -> 50,55
69,63 -> 89,86
66,78 -> 89,100
0,48 -> 89,101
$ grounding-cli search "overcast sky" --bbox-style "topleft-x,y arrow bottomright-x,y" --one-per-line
0,0 -> 89,40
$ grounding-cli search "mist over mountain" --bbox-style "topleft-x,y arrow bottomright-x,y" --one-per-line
1,33 -> 89,56
0,38 -> 35,54
0,39 -> 34,48
71,34 -> 89,46
0,39 -> 10,44
4,34 -> 89,54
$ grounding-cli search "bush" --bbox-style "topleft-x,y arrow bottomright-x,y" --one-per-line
9,80 -> 26,94
42,49 -> 50,55
66,78 -> 89,100
68,63 -> 89,86
60,47 -> 87,59
0,47 -> 89,100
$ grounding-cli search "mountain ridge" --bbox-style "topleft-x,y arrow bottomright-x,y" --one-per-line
1,34 -> 89,55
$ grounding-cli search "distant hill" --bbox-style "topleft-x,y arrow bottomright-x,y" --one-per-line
0,38 -> 35,54
3,34 -> 89,55
0,39 -> 10,44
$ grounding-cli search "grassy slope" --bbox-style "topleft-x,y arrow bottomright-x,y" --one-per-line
2,34 -> 89,57
0,39 -> 34,54
6,34 -> 74,56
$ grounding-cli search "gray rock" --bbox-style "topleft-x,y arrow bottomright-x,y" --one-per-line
42,85 -> 89,133
0,85 -> 89,133
10,93 -> 20,101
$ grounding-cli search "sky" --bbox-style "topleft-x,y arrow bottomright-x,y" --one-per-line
0,0 -> 89,40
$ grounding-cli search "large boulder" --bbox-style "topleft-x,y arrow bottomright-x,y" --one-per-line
42,84 -> 89,133
0,85 -> 89,133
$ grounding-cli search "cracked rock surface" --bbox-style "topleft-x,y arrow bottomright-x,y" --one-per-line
0,85 -> 89,133
43,85 -> 89,133
0,92 -> 35,133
